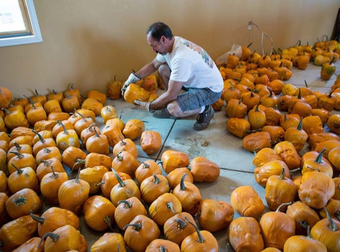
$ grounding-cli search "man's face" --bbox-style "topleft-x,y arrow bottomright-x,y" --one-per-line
147,33 -> 167,55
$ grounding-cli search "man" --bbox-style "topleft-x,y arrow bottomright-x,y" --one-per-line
121,22 -> 223,131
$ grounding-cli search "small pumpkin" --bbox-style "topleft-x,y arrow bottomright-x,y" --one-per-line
160,150 -> 190,174
90,232 -> 127,252
140,130 -> 162,155
189,156 -> 220,183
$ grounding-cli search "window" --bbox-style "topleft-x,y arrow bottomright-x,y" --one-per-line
0,0 -> 42,47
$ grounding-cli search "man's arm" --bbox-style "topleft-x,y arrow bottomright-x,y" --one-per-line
134,58 -> 164,79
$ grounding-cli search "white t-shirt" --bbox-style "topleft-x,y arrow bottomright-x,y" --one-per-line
156,36 -> 223,93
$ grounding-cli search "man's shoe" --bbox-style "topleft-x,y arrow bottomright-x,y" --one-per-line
153,108 -> 175,119
193,105 -> 214,131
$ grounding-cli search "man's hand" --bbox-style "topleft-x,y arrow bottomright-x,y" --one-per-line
133,100 -> 154,112
121,73 -> 141,95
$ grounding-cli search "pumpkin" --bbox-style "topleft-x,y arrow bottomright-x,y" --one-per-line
99,171 -> 131,198
261,126 -> 285,144
8,165 -> 39,193
58,168 -> 90,214
172,174 -> 202,215
80,124 -> 100,146
87,90 -> 107,104
108,75 -> 123,100
83,195 -> 115,231
101,105 -> 118,124
135,160 -> 162,185
52,120 -> 74,138
254,160 -> 290,187
252,147 -> 283,167
43,100 -> 62,114
280,113 -> 300,130
259,202 -> 296,250
0,171 -> 8,193
7,152 -> 36,174
225,99 -> 246,118
35,147 -> 62,165
40,224 -> 87,252
302,115 -> 324,135
12,237 -> 44,252
189,156 -> 220,183
78,152 -> 112,169
248,103 -> 266,130
274,141 -> 301,170
197,199 -> 234,232
229,217 -> 265,252
298,171 -> 335,209
113,138 -> 138,158
36,158 -> 65,181
242,131 -> 271,153
160,150 -> 190,174
61,92 -> 80,112
0,215 -> 38,252
308,132 -> 339,150
230,185 -> 265,219
283,225 -> 327,252
109,169 -> 141,207
226,118 -> 250,138
86,128 -> 109,155
313,139 -> 340,159
79,166 -> 109,194
61,146 -> 87,170
327,114 -> 340,134
148,192 -> 182,226
102,124 -> 125,147
6,188 -> 41,219
122,119 -> 145,140
123,215 -> 160,252
90,232 -> 127,252
114,196 -> 148,230
123,83 -> 150,103
166,167 -> 194,189
0,193 -> 10,226
30,207 -> 79,237
319,199 -> 340,220
180,216 -> 218,252
265,168 -> 298,211
3,108 -> 29,130
286,201 -> 320,235
140,174 -> 170,205
0,86 -> 12,109
163,212 -> 196,245
40,169 -> 69,205
145,239 -> 180,252
48,111 -> 70,121
310,207 -> 340,252
112,151 -> 139,178
55,122 -> 80,151
301,148 -> 333,177
284,118 -> 308,153
81,98 -> 103,116
333,177 -> 340,200
140,130 -> 162,155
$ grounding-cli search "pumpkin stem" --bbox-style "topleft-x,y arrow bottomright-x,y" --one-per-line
69,83 -> 75,91
93,127 -> 100,137
184,216 -> 205,243
74,167 -> 81,184
297,117 -> 303,130
123,222 -> 142,231
30,210 -> 45,224
334,211 -> 340,221
328,88 -> 336,98
73,159 -> 85,170
75,110 -> 85,119
103,216 -> 114,231
167,202 -> 176,213
324,206 -> 338,231
180,174 -> 188,191
11,163 -> 23,174
247,42 -> 253,48
32,130 -> 45,143
297,88 -> 302,99
142,162 -> 150,169
279,167 -> 285,180
305,165 -> 320,172
159,246 -> 167,252
39,232 -> 59,248
13,196 -> 27,206
95,180 -> 105,186
40,159 -> 52,167
275,201 -> 292,212
9,151 -> 24,159
153,174 -> 161,184
315,148 -> 326,164
59,121 -> 69,135
50,166 -> 59,179
64,92 -> 71,99
52,89 -> 58,95
13,141 -> 22,150
174,218 -> 187,229
298,218 -> 309,231
117,200 -> 132,208
117,151 -> 124,162
304,80 -> 309,88
111,168 -> 126,187
24,95 -> 36,108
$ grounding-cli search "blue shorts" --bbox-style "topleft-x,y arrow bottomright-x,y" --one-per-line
176,88 -> 222,112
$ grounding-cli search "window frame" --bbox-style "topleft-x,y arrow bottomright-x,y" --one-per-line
0,0 -> 42,47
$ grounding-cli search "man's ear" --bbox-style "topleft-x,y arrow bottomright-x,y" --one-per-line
160,35 -> 167,44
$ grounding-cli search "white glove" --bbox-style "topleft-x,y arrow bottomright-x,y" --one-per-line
133,100 -> 154,112
121,73 -> 141,95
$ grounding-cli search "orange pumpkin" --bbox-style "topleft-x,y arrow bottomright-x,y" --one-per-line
90,232 -> 127,252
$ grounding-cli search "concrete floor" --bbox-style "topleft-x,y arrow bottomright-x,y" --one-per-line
78,61 -> 339,251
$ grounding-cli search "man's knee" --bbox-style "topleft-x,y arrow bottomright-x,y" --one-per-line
167,102 -> 182,117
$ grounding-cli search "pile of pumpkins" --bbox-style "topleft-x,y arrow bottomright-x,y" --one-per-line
0,82 -> 228,251
215,38 -> 340,251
